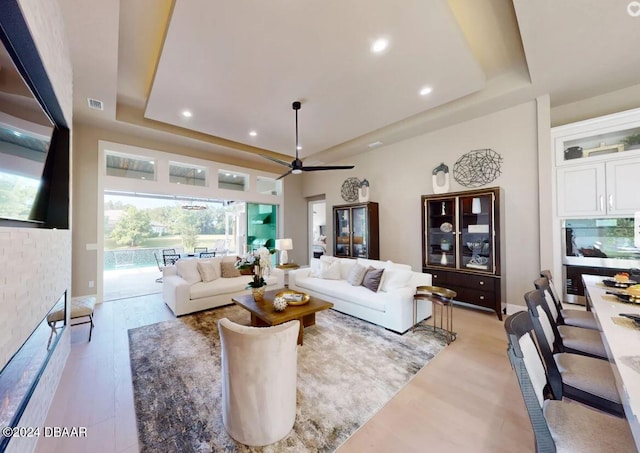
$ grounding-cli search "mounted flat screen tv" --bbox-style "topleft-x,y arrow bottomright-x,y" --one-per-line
0,34 -> 54,223
0,3 -> 69,229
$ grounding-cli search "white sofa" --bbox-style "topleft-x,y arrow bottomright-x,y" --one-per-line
162,256 -> 284,316
289,257 -> 432,334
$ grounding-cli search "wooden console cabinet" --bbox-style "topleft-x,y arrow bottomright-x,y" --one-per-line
421,188 -> 505,320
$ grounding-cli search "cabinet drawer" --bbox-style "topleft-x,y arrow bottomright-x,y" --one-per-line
428,269 -> 497,290
454,287 -> 497,309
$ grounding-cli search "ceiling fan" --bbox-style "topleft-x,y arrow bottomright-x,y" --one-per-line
261,101 -> 355,180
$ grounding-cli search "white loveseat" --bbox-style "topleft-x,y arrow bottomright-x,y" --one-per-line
289,257 -> 432,333
163,257 -> 284,316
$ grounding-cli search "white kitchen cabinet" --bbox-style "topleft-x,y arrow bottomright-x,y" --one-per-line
556,156 -> 640,217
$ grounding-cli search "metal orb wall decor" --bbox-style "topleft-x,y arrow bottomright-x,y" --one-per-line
340,177 -> 361,202
453,148 -> 503,187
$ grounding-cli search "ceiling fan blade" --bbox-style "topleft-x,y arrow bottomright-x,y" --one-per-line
276,169 -> 293,180
301,165 -> 355,171
260,154 -> 292,167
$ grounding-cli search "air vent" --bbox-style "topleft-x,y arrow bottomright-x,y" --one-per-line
87,98 -> 104,110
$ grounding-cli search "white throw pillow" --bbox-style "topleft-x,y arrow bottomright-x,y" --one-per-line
346,263 -> 368,286
386,261 -> 413,271
339,258 -> 357,279
357,258 -> 386,270
176,258 -> 202,284
309,258 -> 322,277
380,269 -> 413,292
197,259 -> 220,283
319,259 -> 341,280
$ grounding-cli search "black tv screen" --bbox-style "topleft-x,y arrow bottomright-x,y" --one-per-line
0,32 -> 55,223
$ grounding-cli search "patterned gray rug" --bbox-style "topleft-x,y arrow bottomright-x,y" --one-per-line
128,305 -> 447,452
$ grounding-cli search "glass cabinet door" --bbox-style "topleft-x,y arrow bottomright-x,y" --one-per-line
458,193 -> 495,273
335,207 -> 351,257
424,198 -> 457,268
351,206 -> 368,257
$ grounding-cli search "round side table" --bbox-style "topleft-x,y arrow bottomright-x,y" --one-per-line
414,285 -> 457,344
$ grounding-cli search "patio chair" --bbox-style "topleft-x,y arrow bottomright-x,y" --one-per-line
163,254 -> 180,266
154,252 -> 164,283
213,239 -> 228,256
162,248 -> 176,256
194,247 -> 208,255
200,251 -> 216,258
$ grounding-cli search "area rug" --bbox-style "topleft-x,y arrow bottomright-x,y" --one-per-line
128,305 -> 447,452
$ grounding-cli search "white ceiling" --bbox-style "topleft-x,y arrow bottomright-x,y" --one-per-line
57,0 -> 640,169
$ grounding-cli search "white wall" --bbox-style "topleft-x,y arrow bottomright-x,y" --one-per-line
302,100 -> 541,308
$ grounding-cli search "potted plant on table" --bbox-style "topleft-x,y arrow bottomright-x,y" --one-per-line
235,246 -> 276,301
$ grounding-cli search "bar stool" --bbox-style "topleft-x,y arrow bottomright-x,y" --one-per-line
414,285 -> 456,344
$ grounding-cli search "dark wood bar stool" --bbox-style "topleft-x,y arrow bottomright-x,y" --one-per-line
414,285 -> 457,344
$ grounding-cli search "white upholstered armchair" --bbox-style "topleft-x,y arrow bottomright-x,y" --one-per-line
218,318 -> 299,446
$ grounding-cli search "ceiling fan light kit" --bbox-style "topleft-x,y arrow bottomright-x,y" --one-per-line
261,101 -> 355,179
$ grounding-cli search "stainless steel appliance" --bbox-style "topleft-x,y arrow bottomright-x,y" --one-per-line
562,218 -> 640,304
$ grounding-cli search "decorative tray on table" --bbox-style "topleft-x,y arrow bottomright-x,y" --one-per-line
275,290 -> 310,306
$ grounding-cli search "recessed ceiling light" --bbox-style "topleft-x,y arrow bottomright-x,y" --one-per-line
420,86 -> 433,96
368,141 -> 383,148
297,145 -> 302,150
249,130 -> 257,137
225,173 -> 230,176
371,38 -> 389,53
182,110 -> 192,118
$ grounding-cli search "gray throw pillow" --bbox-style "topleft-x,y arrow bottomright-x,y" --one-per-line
362,267 -> 384,292
347,263 -> 368,286
221,261 -> 241,278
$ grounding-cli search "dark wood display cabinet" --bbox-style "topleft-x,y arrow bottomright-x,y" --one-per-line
333,202 -> 379,260
421,187 -> 505,320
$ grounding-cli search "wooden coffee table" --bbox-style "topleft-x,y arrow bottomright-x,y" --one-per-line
232,288 -> 333,345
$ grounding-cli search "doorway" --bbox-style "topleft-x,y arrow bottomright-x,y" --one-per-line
308,198 -> 327,259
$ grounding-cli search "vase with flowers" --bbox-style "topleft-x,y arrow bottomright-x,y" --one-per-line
235,246 -> 276,301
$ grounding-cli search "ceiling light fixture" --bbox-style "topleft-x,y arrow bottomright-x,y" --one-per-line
420,86 -> 433,96
368,141 -> 383,148
371,38 -> 389,53
182,110 -> 192,118
296,145 -> 302,150
259,101 -> 355,179
249,130 -> 257,137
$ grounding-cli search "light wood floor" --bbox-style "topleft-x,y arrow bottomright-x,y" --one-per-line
35,295 -> 533,453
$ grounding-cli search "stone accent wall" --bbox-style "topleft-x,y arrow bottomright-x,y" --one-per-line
0,229 -> 71,370
5,332 -> 69,453
0,228 -> 71,453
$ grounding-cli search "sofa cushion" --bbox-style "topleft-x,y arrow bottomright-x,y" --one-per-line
295,277 -> 386,312
176,258 -> 202,284
319,259 -> 341,279
197,259 -> 220,283
347,263 -> 368,286
190,275 -> 252,299
362,267 -> 384,292
221,261 -> 242,278
357,258 -> 386,270
380,269 -> 412,292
